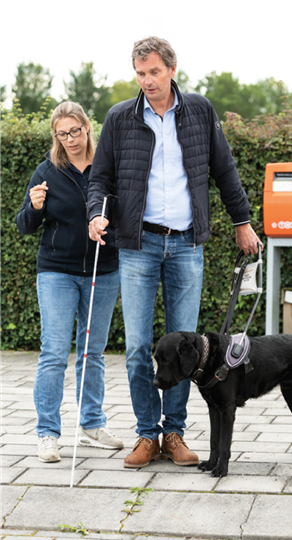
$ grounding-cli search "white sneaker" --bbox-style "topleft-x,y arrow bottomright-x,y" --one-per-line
79,427 -> 124,449
37,436 -> 61,462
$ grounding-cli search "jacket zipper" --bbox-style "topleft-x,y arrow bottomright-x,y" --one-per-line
138,128 -> 155,250
175,112 -> 197,246
51,222 -> 59,251
134,93 -> 156,250
46,158 -> 89,272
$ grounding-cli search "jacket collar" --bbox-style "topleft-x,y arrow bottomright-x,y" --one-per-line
134,79 -> 183,121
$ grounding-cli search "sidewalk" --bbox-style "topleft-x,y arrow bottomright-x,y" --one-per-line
1,350 -> 292,540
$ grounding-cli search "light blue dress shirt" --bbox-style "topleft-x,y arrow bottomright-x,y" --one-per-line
143,90 -> 193,231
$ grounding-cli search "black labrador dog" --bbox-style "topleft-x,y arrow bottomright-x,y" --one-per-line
153,331 -> 292,477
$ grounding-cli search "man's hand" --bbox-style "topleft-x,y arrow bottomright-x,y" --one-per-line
235,223 -> 264,255
89,216 -> 109,245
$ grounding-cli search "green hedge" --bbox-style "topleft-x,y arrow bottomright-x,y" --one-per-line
1,101 -> 292,351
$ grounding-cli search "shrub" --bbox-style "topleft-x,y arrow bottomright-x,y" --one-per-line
1,101 -> 292,351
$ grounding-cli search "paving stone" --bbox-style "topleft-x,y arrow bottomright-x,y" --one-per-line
77,457 -> 126,470
0,426 -> 35,435
4,412 -> 36,418
148,471 -> 217,491
215,474 -> 287,493
0,528 -> 35,536
1,402 -> 16,409
1,446 -> 36,457
18,457 -> 84,469
1,417 -> 34,426
242,494 -> 292,538
1,435 -> 37,446
246,423 -> 292,433
227,461 -> 274,475
273,416 -> 292,424
238,452 -> 292,463
80,469 -> 154,488
231,440 -> 290,453
4,486 -> 129,532
13,467 -> 88,487
1,536 -> 82,540
257,432 -> 292,442
272,463 -> 292,476
236,407 -> 265,416
1,486 -> 29,521
284,479 -> 292,494
233,415 -> 273,424
106,420 -> 136,429
122,491 -> 253,536
1,467 -> 26,484
0,456 -> 25,467
59,446 -> 123,459
263,408 -> 292,416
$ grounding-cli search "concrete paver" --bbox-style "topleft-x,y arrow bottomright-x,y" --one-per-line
242,494 -> 292,539
1,351 -> 292,539
122,491 -> 254,537
3,486 -> 130,531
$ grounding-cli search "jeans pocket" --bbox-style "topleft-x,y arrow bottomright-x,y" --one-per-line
181,228 -> 195,247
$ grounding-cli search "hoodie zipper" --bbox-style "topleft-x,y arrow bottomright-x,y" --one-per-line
46,157 -> 89,272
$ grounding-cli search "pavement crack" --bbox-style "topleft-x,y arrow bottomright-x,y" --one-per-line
239,493 -> 257,539
2,485 -> 32,529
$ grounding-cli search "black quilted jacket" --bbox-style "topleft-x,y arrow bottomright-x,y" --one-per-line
88,81 -> 250,250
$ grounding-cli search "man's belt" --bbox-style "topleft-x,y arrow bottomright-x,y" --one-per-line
143,222 -> 191,236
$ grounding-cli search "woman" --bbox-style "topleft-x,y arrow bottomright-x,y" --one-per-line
16,102 -> 123,462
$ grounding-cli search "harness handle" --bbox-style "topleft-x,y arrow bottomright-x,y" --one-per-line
220,243 -> 262,336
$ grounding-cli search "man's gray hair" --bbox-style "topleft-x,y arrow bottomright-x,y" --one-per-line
132,36 -> 177,69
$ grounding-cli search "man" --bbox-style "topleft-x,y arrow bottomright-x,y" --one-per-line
87,36 -> 263,468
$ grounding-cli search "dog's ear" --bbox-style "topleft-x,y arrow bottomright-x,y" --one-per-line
177,338 -> 200,378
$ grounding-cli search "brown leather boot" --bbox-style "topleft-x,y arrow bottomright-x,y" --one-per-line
124,437 -> 161,468
161,433 -> 199,466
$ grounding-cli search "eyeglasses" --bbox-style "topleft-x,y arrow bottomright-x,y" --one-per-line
55,126 -> 83,141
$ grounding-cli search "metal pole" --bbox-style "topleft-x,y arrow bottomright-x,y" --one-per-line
70,197 -> 107,488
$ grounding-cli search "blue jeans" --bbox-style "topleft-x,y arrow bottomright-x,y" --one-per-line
35,270 -> 119,438
119,229 -> 203,439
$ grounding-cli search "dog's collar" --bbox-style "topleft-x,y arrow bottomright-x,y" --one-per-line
191,335 -> 210,383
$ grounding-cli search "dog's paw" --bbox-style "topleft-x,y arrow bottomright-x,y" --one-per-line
198,460 -> 215,472
211,465 -> 228,477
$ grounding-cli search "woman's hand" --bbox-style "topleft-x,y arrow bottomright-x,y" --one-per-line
30,181 -> 48,210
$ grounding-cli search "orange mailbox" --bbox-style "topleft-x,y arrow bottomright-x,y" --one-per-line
263,162 -> 292,237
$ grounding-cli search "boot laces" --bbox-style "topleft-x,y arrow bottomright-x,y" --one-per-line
134,437 -> 154,450
165,432 -> 187,448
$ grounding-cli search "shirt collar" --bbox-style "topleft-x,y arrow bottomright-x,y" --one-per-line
143,88 -> 179,113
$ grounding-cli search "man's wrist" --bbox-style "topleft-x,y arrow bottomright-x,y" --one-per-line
233,220 -> 250,227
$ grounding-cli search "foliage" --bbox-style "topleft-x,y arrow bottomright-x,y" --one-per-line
110,78 -> 140,105
1,84 -> 7,102
119,487 -> 154,531
1,102 -> 292,351
174,69 -> 193,93
12,63 -> 57,114
195,71 -> 292,120
63,62 -> 112,123
58,522 -> 90,535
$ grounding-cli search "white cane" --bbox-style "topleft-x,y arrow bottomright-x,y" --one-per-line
70,196 -> 108,488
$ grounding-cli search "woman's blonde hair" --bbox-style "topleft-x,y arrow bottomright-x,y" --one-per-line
50,102 -> 96,168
